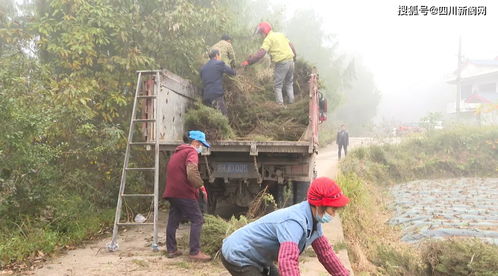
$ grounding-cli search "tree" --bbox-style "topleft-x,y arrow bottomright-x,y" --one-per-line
334,60 -> 381,135
0,0 -> 57,225
284,9 -> 355,111
283,9 -> 381,137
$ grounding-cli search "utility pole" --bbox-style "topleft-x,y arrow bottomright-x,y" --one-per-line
456,36 -> 462,115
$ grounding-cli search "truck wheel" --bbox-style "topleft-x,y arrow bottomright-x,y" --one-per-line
213,198 -> 246,219
293,181 -> 309,204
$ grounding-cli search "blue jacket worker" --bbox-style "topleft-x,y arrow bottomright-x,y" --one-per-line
200,49 -> 236,116
221,177 -> 351,276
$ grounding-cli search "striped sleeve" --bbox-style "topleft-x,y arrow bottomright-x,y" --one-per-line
278,241 -> 300,276
247,48 -> 267,65
311,236 -> 350,276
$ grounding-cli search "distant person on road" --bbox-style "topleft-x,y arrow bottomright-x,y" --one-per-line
221,177 -> 351,276
336,124 -> 349,160
241,22 -> 297,105
201,49 -> 236,116
210,34 -> 236,68
163,130 -> 211,262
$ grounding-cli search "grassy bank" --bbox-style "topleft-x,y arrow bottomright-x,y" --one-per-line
337,127 -> 498,275
0,202 -> 114,270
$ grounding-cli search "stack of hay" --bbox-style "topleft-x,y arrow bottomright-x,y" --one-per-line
185,60 -> 314,141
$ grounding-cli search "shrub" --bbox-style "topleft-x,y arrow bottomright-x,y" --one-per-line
422,239 -> 498,276
374,244 -> 425,275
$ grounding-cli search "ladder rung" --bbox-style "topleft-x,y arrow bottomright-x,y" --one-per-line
133,119 -> 156,122
130,142 -> 156,145
137,95 -> 156,99
117,222 -> 154,226
126,167 -> 155,171
121,193 -> 154,197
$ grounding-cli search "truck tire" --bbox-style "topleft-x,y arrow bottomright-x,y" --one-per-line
293,181 -> 309,204
214,198 -> 246,219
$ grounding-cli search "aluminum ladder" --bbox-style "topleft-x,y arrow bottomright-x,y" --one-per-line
108,71 -> 161,252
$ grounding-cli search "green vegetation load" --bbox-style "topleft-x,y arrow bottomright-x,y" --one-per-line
177,215 -> 249,257
184,61 -> 314,140
200,215 -> 250,257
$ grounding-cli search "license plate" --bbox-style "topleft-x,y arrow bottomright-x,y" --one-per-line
214,162 -> 255,177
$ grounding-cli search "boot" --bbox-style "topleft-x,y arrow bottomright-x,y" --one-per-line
167,250 -> 182,258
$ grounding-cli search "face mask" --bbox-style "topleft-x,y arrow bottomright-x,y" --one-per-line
316,212 -> 333,224
196,146 -> 202,154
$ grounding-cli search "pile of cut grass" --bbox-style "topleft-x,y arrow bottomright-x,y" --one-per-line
184,100 -> 235,140
185,60 -> 314,141
200,215 -> 250,257
177,214 -> 250,258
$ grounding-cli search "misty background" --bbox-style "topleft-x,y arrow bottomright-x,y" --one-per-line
274,0 -> 498,134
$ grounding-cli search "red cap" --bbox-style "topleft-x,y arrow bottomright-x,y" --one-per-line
256,22 -> 272,35
307,177 -> 349,207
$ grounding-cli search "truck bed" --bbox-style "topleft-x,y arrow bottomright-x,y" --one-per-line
141,69 -> 318,156
159,140 -> 313,154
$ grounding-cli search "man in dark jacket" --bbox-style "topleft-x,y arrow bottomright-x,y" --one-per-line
336,124 -> 349,160
163,130 -> 211,262
200,49 -> 236,116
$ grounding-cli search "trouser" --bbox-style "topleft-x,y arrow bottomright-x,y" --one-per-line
221,253 -> 280,276
204,96 -> 227,116
274,60 -> 295,104
166,198 -> 204,255
338,144 -> 348,159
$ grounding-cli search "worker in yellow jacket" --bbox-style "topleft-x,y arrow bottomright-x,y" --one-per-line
241,22 -> 297,105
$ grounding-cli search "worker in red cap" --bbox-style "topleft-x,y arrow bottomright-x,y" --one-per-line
241,22 -> 297,105
221,177 -> 350,275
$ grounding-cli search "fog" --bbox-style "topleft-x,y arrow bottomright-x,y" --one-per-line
280,0 -> 498,123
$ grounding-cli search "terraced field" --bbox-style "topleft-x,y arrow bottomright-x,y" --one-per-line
389,178 -> 498,244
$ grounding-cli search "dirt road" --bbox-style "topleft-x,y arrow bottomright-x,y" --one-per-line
299,140 -> 365,276
27,140 -> 366,276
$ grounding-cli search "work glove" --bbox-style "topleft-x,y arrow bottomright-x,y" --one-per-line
199,186 -> 208,202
